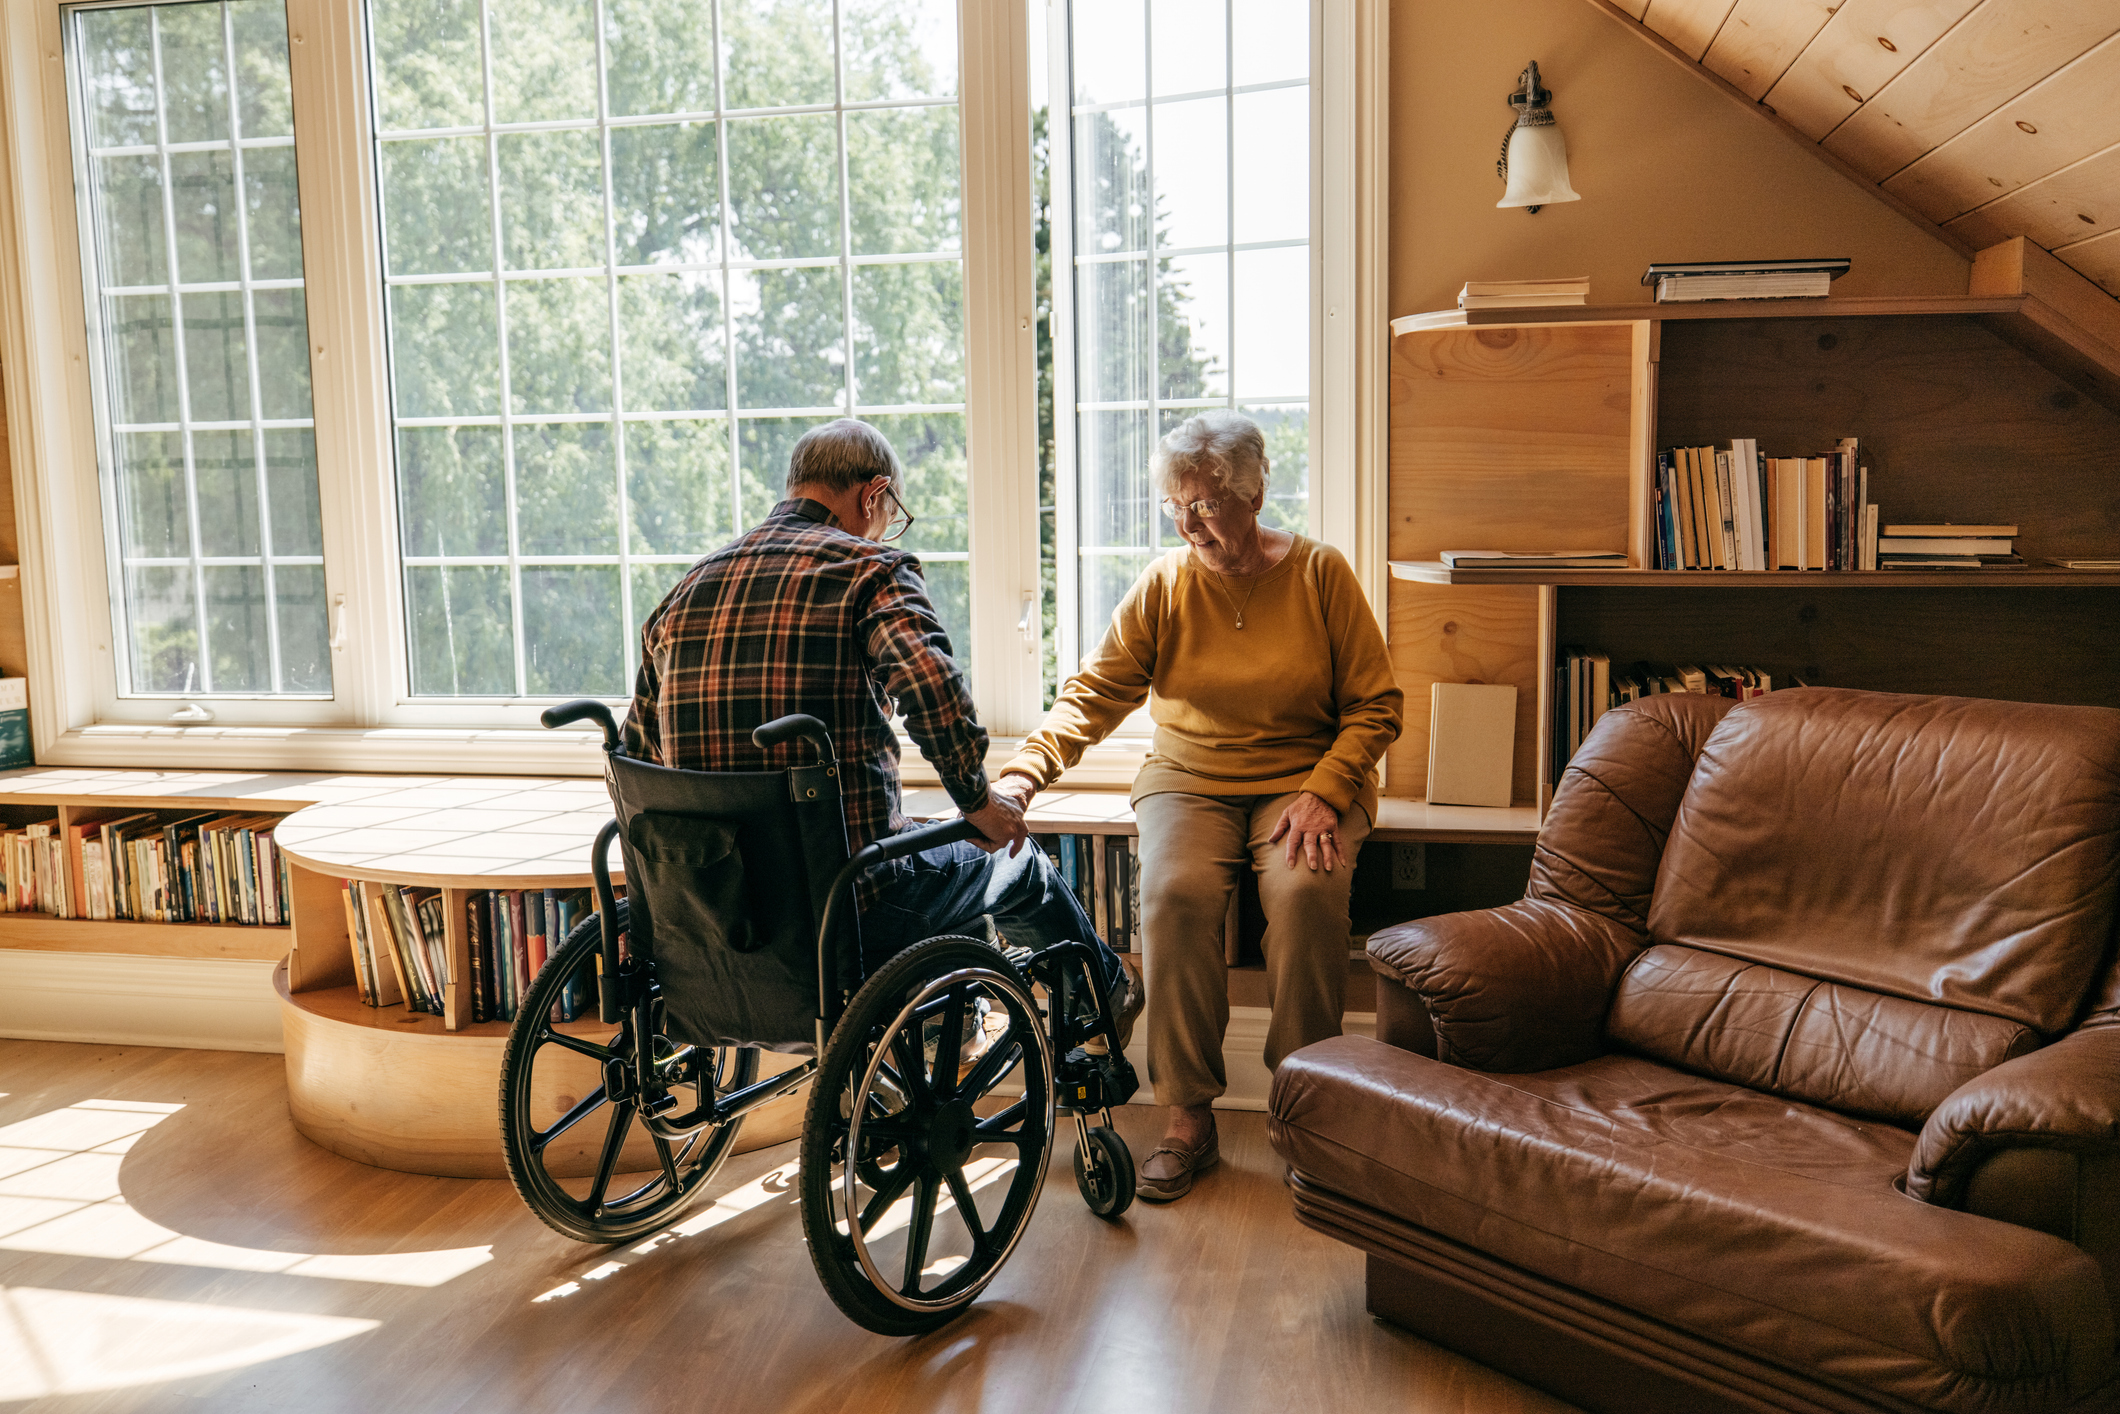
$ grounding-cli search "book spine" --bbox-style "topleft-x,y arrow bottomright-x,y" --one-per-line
468,892 -> 488,1024
510,892 -> 531,1011
342,881 -> 375,1007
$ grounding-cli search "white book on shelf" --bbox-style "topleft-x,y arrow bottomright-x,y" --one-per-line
1732,439 -> 1764,571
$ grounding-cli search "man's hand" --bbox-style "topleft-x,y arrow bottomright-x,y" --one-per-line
1267,791 -> 1344,872
963,786 -> 1031,855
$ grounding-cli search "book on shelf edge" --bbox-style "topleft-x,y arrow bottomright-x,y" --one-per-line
1882,524 -> 2018,538
1439,550 -> 1627,569
1462,276 -> 1590,297
1642,258 -> 1851,281
2044,558 -> 2120,569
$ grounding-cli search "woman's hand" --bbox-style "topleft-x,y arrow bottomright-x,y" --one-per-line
1268,791 -> 1344,873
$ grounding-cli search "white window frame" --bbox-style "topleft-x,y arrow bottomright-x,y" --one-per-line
0,0 -> 1383,778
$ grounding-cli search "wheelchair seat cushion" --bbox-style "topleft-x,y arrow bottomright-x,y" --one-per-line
1269,1035 -> 2115,1414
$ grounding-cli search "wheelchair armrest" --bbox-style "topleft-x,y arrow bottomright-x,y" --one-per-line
853,816 -> 983,870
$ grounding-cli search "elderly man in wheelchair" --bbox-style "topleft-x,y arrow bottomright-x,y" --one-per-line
499,418 -> 1144,1335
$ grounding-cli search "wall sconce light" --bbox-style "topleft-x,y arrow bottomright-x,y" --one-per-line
1497,61 -> 1580,213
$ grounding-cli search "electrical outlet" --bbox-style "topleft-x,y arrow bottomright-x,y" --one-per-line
1391,842 -> 1426,890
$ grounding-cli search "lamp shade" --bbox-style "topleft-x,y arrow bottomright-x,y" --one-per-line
1498,120 -> 1579,209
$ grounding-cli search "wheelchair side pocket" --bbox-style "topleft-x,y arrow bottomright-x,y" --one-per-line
626,814 -> 765,954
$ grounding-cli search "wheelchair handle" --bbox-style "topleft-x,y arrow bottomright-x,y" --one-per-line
542,698 -> 621,751
753,713 -> 835,761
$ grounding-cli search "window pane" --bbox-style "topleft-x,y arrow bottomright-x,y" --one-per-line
610,123 -> 719,266
843,0 -> 957,102
1151,0 -> 1223,97
406,566 -> 515,695
631,562 -> 691,640
381,138 -> 492,276
368,0 -> 484,131
1232,0 -> 1307,87
489,0 -> 599,124
725,115 -> 842,262
1233,245 -> 1306,399
1232,88 -> 1308,244
626,419 -> 732,555
1080,408 -> 1151,552
514,421 -> 619,556
1071,0 -> 1143,106
871,413 -> 966,553
618,272 -> 726,413
1247,402 -> 1308,535
72,1 -> 333,699
522,567 -> 623,695
720,0 -> 836,109
853,261 -> 963,406
1160,252 -> 1227,400
1075,108 -> 1148,255
1079,258 -> 1148,404
389,281 -> 499,416
1152,97 -> 1225,251
604,0 -> 717,116
374,0 -> 965,700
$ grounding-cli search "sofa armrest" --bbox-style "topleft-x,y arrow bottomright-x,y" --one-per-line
1366,900 -> 1643,1073
1909,1025 -> 2120,1207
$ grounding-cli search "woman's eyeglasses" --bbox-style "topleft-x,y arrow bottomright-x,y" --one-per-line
1159,496 -> 1224,521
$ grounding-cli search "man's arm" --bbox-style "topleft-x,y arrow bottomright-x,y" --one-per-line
620,633 -> 665,763
860,559 -> 992,817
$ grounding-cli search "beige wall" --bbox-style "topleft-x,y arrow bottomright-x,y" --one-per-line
1390,0 -> 1972,318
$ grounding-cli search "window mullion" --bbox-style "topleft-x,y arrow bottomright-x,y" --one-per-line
476,0 -> 527,698
1047,0 -> 1081,688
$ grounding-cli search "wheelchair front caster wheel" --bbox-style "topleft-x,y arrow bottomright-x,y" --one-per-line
1074,1126 -> 1134,1219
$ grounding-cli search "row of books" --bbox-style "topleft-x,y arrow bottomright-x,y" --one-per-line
1644,258 -> 1849,303
1556,653 -> 1797,773
1458,275 -> 1589,310
341,881 -> 593,1024
0,810 -> 290,924
1035,833 -> 1141,953
1876,522 -> 2022,570
1654,439 -> 1878,572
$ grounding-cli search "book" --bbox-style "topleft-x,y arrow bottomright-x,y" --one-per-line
1883,524 -> 2018,538
1880,554 -> 1980,569
1877,536 -> 2013,556
2044,558 -> 2120,569
1642,258 -> 1850,303
1439,550 -> 1627,569
0,678 -> 30,770
1427,682 -> 1516,808
1461,276 -> 1590,299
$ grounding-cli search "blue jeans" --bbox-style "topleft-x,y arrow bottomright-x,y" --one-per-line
861,838 -> 1126,1003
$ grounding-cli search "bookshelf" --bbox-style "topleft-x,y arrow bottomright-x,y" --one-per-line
1387,251 -> 2120,812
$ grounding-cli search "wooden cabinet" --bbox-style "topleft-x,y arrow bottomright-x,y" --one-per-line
1386,283 -> 2120,813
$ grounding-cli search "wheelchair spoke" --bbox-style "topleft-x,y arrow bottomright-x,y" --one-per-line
973,1096 -> 1042,1148
956,1030 -> 1022,1102
858,1163 -> 916,1231
537,1027 -> 616,1063
901,1173 -> 941,1293
933,986 -> 967,1094
943,1166 -> 988,1255
889,1029 -> 930,1104
651,1131 -> 681,1193
530,1085 -> 609,1154
586,1102 -> 635,1213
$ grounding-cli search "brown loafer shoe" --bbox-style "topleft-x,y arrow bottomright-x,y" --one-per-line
1138,1128 -> 1218,1203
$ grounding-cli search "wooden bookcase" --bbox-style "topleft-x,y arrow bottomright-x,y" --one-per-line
1386,265 -> 2120,812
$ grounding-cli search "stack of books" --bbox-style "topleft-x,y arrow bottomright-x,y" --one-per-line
2,810 -> 291,924
1556,653 -> 1796,775
1441,550 -> 1628,570
1032,834 -> 1139,953
1654,438 -> 1877,572
1458,276 -> 1589,310
1878,524 -> 2022,570
1642,258 -> 1850,302
339,882 -> 595,1023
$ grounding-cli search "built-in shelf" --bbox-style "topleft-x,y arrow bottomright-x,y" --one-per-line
1390,561 -> 2120,589
0,913 -> 289,959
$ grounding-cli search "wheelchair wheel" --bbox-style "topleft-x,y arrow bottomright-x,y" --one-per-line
501,900 -> 760,1244
800,935 -> 1055,1336
1074,1126 -> 1135,1219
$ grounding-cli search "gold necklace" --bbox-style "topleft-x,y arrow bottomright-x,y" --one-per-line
1207,567 -> 1262,629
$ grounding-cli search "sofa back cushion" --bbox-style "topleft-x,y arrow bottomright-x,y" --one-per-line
1608,944 -> 2042,1125
1646,689 -> 2120,1037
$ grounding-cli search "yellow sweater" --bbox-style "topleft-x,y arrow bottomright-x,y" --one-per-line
1003,536 -> 1403,821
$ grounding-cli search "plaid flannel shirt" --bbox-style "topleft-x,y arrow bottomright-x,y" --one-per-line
621,498 -> 991,910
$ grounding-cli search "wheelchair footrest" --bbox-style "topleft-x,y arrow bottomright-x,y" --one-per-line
1055,1049 -> 1140,1111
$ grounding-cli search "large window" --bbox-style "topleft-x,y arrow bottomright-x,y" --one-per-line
1043,0 -> 1311,688
67,0 -> 332,700
12,0 -> 1366,766
368,0 -> 971,699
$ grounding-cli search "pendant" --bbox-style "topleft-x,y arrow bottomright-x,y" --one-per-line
1235,617 -> 1245,629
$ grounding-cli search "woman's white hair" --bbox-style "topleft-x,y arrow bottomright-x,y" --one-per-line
1150,409 -> 1269,502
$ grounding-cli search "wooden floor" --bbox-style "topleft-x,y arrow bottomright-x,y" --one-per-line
0,1039 -> 1575,1414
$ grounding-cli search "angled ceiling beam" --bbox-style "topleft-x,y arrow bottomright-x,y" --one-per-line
1574,0 -> 1979,258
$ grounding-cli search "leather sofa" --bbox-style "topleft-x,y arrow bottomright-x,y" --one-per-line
1269,688 -> 2120,1414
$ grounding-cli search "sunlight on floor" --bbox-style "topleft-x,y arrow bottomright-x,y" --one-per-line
532,1157 -> 803,1304
0,1099 -> 491,1286
0,1285 -> 379,1401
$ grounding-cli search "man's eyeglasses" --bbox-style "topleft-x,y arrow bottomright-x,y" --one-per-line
873,478 -> 915,543
1159,496 -> 1224,521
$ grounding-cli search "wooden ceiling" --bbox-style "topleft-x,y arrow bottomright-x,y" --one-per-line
1600,0 -> 2120,298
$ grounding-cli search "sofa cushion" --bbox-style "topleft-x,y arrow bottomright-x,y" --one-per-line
1609,943 -> 2043,1127
1270,1035 -> 2115,1414
1647,690 -> 2120,1035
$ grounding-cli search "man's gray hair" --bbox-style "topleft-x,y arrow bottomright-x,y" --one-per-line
786,418 -> 905,495
1150,409 -> 1269,501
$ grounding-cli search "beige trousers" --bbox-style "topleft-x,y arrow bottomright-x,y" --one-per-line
1133,790 -> 1372,1109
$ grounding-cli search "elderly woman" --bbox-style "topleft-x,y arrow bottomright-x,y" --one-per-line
993,410 -> 1401,1201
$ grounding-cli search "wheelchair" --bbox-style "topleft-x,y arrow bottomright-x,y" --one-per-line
498,700 -> 1140,1335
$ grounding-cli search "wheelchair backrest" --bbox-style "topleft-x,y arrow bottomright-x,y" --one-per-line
605,749 -> 858,1051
